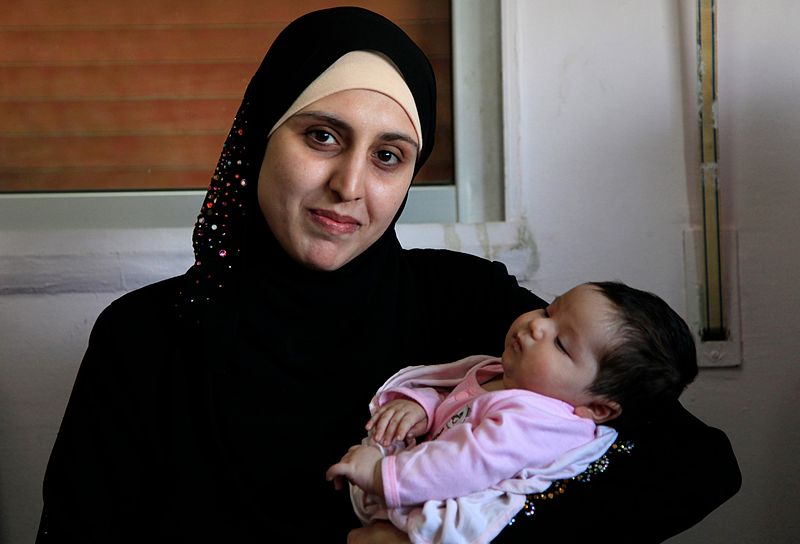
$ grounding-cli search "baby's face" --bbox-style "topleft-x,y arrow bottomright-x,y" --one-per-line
501,284 -> 616,407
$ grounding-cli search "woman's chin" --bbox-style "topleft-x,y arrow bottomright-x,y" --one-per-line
297,246 -> 355,272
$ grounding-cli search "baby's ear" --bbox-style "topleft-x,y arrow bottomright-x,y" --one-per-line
574,398 -> 621,424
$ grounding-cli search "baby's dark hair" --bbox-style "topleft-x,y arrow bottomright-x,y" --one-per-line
587,281 -> 698,411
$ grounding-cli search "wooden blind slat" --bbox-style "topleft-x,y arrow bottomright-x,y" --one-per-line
0,63 -> 449,99
0,134 -> 224,168
0,64 -> 256,99
1,98 -> 450,135
0,165 -> 447,192
0,99 -> 239,134
0,23 -> 451,63
1,0 -> 449,27
0,168 -> 213,192
1,130 -> 450,169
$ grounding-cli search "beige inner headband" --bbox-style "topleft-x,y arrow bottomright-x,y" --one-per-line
268,50 -> 422,151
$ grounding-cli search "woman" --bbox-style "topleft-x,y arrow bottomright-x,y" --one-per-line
38,7 -> 739,543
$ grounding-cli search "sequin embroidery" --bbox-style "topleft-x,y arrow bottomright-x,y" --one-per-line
507,440 -> 635,524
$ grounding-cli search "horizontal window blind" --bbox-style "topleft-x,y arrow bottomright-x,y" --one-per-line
0,0 -> 451,192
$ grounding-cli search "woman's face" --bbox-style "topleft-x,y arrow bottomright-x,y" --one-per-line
258,89 -> 419,271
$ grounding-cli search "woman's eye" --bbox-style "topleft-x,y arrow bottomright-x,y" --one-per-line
308,130 -> 336,145
375,149 -> 400,166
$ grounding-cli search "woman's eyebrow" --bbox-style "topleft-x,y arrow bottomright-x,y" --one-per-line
379,132 -> 419,150
292,111 -> 350,131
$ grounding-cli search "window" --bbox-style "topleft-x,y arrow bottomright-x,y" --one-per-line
0,1 -> 506,227
1,1 -> 526,294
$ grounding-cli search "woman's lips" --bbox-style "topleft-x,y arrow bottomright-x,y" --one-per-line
310,209 -> 361,234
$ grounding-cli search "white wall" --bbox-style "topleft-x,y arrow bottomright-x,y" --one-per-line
517,0 -> 691,301
512,1 -> 800,543
682,1 -> 800,541
0,292 -> 121,543
1,1 -> 799,542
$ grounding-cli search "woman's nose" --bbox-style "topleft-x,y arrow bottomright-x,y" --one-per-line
328,152 -> 367,202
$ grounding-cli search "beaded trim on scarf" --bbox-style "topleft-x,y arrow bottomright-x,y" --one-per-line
177,102 -> 253,318
193,102 -> 250,269
507,439 -> 635,524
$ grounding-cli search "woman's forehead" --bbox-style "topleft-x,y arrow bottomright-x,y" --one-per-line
293,89 -> 418,146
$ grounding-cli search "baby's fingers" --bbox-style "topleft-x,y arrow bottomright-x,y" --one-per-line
393,415 -> 420,442
381,414 -> 401,445
366,406 -> 389,431
368,409 -> 395,444
383,412 -> 416,445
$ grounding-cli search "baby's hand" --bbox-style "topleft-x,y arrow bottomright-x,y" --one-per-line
326,444 -> 383,495
366,399 -> 428,447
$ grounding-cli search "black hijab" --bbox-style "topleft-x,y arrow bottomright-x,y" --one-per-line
183,7 -> 436,314
180,7 -> 444,540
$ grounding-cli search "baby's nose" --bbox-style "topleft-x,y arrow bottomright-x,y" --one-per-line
528,316 -> 551,339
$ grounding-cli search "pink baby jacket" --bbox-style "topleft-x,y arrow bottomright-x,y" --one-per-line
355,355 -> 617,544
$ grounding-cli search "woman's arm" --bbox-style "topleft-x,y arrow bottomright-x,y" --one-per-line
492,402 -> 741,543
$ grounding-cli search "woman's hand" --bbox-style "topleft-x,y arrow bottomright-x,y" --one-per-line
367,399 -> 428,446
348,522 -> 411,544
326,444 -> 384,495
